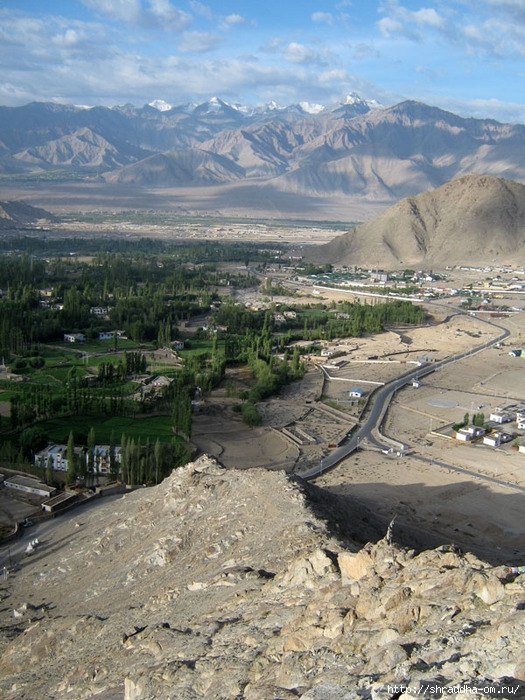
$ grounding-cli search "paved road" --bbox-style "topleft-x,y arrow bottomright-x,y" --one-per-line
298,316 -> 510,480
0,493 -> 123,574
410,452 -> 525,494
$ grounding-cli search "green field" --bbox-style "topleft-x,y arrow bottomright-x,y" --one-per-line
39,414 -> 176,444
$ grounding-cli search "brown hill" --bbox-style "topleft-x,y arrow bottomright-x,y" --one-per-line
307,174 -> 525,268
14,127 -> 136,170
0,200 -> 59,229
103,148 -> 245,186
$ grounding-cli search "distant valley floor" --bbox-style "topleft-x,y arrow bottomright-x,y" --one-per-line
0,181 -> 388,227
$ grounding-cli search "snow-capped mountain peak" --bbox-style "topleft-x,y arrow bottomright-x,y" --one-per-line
149,99 -> 173,112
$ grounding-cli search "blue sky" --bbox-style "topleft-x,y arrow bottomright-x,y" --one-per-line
1,0 -> 525,122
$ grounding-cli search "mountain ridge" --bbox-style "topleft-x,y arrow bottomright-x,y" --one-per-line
0,200 -> 59,229
3,98 -> 525,212
305,174 -> 525,268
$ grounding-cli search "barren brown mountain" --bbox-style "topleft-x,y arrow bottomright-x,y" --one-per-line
306,174 -> 525,268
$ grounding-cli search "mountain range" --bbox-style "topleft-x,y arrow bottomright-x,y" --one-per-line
2,95 -> 525,214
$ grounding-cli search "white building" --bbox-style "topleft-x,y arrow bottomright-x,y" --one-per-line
483,433 -> 502,447
64,333 -> 85,343
456,425 -> 486,442
34,444 -> 68,471
5,475 -> 56,498
490,408 -> 514,424
349,388 -> 365,398
35,444 -> 121,475
91,445 -> 122,474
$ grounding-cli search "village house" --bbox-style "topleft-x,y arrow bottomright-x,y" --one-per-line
455,425 -> 486,442
64,333 -> 85,343
91,445 -> 122,474
90,306 -> 110,316
349,388 -> 365,398
4,475 -> 57,498
149,375 -> 174,390
34,444 -> 67,471
490,407 -> 514,423
483,432 -> 513,447
517,411 -> 525,430
98,330 -> 125,341
34,444 -> 121,475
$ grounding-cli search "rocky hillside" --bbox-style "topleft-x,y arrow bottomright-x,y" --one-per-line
306,174 -> 525,268
1,456 -> 524,699
0,200 -> 58,229
102,102 -> 525,201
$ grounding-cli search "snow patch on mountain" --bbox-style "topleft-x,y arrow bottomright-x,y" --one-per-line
148,99 -> 173,112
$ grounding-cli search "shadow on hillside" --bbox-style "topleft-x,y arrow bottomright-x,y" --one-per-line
301,477 -> 525,567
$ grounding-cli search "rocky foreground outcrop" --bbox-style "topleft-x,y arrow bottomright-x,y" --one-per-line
0,456 -> 524,699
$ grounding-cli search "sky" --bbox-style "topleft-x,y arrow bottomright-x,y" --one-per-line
1,0 -> 525,122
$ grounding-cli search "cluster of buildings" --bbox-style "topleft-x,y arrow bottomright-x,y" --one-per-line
452,405 -> 525,450
63,330 -> 125,343
34,444 -> 122,475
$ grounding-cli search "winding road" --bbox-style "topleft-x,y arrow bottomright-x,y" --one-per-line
298,312 -> 510,481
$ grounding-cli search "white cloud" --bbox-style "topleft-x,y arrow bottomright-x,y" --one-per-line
81,0 -> 142,24
378,2 -> 449,40
378,16 -> 416,40
147,0 -> 192,31
349,42 -> 380,61
222,14 -> 249,28
411,8 -> 447,30
178,31 -> 222,53
481,0 -> 525,21
82,0 -> 191,31
312,12 -> 334,25
283,42 -> 326,66
189,1 -> 214,21
377,0 -> 525,58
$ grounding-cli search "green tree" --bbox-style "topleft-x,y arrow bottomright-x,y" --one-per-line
66,430 -> 77,486
87,426 -> 96,483
241,402 -> 262,426
46,455 -> 53,486
109,430 -> 119,481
